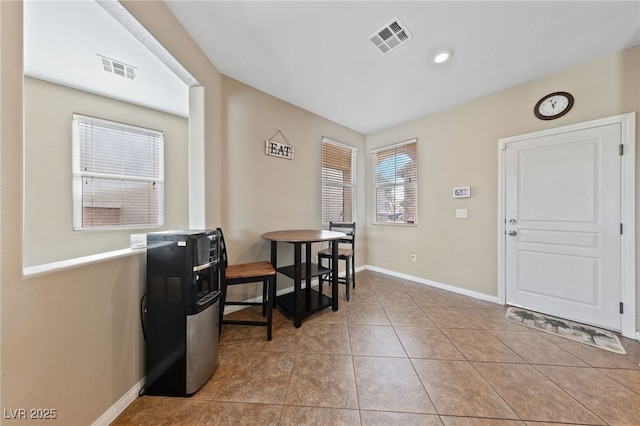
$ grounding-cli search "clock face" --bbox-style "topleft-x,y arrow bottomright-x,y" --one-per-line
534,92 -> 574,120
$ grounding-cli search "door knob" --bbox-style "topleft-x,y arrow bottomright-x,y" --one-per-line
508,230 -> 518,236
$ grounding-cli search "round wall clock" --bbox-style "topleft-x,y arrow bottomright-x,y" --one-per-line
534,91 -> 574,120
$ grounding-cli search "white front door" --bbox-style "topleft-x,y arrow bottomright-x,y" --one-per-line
504,123 -> 622,331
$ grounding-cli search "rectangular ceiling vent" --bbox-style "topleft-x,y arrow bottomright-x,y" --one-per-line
98,54 -> 137,81
368,17 -> 412,55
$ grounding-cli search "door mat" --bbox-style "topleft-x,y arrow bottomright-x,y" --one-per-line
505,307 -> 626,354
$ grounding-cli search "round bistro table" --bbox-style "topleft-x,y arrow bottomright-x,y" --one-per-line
261,229 -> 346,327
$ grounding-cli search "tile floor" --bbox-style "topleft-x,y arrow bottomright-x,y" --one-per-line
113,270 -> 640,425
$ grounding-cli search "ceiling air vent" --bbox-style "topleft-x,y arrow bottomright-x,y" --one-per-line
101,57 -> 112,73
368,17 -> 412,55
98,54 -> 137,81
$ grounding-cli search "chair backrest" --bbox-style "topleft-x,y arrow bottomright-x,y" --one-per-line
216,227 -> 229,272
329,222 -> 355,250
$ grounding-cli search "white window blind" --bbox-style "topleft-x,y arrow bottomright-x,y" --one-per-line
373,139 -> 417,225
321,138 -> 356,225
72,114 -> 164,230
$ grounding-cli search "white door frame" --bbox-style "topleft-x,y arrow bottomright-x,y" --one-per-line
498,113 -> 636,339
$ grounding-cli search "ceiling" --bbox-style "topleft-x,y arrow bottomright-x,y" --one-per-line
24,2 -> 640,135
164,1 -> 640,134
24,0 -> 191,118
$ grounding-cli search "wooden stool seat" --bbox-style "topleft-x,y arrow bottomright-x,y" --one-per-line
225,261 -> 275,280
317,247 -> 353,258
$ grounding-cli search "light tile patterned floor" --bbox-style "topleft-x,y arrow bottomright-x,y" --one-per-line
113,270 -> 640,425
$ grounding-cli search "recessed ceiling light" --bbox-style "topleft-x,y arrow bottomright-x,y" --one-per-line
433,49 -> 453,64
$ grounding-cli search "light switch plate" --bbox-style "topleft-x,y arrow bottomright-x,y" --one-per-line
456,209 -> 468,218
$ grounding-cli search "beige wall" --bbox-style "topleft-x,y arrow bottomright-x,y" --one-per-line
1,1 -> 639,424
220,76 -> 367,299
2,2 -> 366,423
366,45 -> 640,325
23,77 -> 190,266
1,2 -> 224,424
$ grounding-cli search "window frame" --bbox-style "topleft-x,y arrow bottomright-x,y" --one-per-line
72,114 -> 165,231
372,138 -> 418,226
321,137 -> 357,227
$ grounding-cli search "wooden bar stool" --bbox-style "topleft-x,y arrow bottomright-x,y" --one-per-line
218,228 -> 276,340
317,222 -> 355,301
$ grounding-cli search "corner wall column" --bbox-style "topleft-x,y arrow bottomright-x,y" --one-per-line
189,86 -> 205,229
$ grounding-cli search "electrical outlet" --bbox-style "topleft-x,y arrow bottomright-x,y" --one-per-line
410,253 -> 417,262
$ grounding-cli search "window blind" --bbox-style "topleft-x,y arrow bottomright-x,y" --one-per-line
321,138 -> 356,225
72,114 -> 164,230
373,139 -> 417,225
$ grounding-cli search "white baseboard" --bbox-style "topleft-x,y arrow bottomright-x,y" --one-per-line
364,266 -> 640,338
224,264 -> 499,314
98,263 -> 638,424
104,263 -> 640,423
92,378 -> 144,426
364,265 -> 500,305
96,265 -> 503,423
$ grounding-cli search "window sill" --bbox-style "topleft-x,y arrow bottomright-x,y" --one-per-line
23,247 -> 146,279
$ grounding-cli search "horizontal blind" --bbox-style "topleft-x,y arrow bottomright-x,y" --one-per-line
322,138 -> 356,225
72,114 -> 164,230
373,139 -> 417,224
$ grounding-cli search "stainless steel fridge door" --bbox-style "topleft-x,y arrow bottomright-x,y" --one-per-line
185,297 -> 219,394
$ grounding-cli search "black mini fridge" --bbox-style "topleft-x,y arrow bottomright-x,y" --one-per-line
145,230 -> 220,396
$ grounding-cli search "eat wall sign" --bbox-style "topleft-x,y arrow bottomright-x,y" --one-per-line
265,140 -> 294,160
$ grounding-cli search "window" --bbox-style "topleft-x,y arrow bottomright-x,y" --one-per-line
373,139 -> 417,225
72,114 -> 164,230
321,137 -> 356,225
